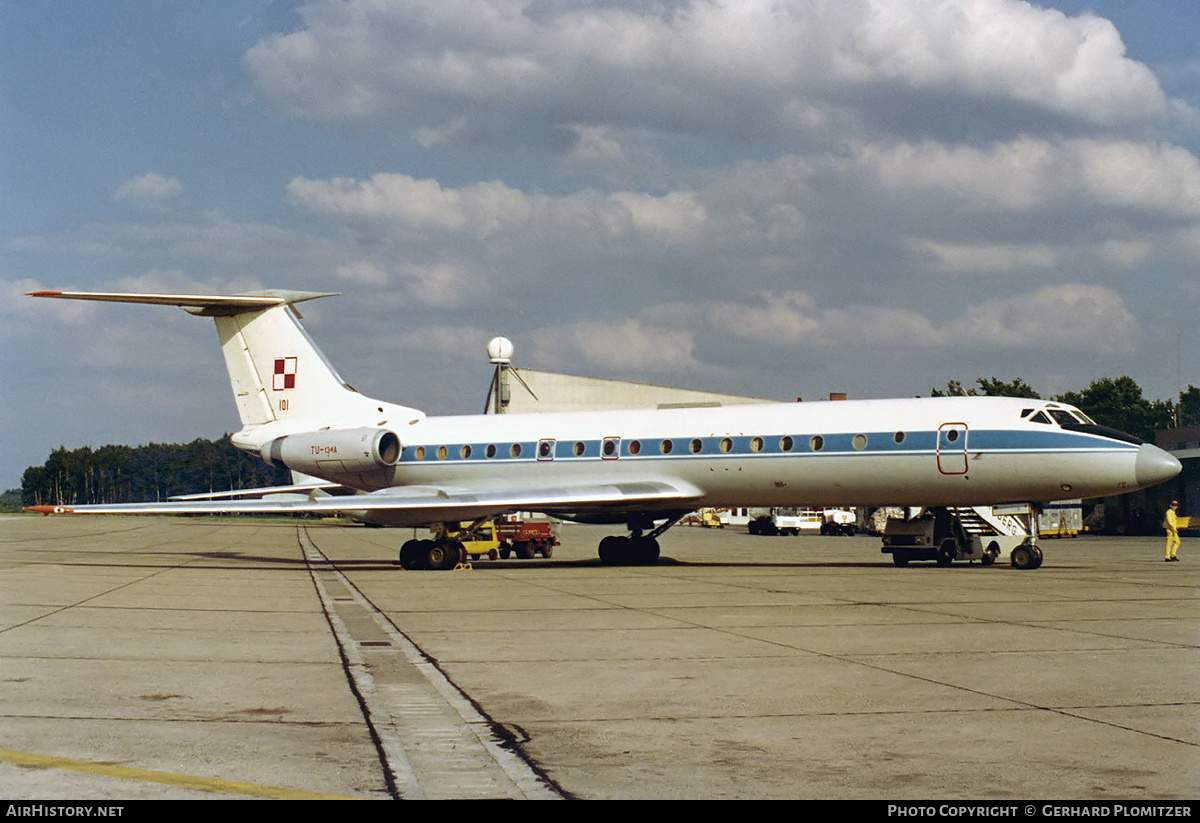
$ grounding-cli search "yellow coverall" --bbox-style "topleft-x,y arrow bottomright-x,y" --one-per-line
1165,508 -> 1180,560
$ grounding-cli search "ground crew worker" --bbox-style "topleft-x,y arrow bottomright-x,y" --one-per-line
1164,500 -> 1181,562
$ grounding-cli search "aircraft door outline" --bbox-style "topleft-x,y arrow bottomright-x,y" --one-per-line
937,423 -> 968,475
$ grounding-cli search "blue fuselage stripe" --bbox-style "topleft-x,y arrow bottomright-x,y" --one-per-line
399,429 -> 1135,465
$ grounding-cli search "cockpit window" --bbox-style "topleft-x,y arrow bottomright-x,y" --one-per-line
1048,409 -> 1076,426
1029,411 -> 1052,424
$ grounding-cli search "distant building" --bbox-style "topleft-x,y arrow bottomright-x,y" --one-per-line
484,367 -> 778,414
1156,426 -> 1200,527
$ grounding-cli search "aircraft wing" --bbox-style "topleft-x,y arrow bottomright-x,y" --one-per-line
26,479 -> 705,525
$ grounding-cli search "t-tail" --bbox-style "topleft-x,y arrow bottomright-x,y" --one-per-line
27,290 -> 424,480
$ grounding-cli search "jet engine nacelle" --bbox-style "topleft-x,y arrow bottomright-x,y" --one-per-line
262,427 -> 401,476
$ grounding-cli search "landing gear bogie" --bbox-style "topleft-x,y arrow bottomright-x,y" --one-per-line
398,537 -> 466,571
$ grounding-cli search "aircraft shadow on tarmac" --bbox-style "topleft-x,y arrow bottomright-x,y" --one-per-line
178,552 -> 1074,572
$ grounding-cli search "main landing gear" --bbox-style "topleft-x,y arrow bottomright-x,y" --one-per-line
596,515 -> 684,566
398,536 -> 465,571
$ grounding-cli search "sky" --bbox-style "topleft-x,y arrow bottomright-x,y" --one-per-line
3,0 -> 1200,489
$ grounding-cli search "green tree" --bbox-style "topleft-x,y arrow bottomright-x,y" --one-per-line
21,436 -> 289,507
931,377 -> 1041,398
1179,384 -> 1200,427
1054,376 -> 1173,442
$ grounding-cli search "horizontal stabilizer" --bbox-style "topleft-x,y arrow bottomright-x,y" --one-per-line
27,289 -> 337,316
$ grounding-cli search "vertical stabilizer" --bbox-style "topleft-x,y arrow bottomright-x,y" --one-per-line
27,289 -> 424,434
211,302 -> 373,427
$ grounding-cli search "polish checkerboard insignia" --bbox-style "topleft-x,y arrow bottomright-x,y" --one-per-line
273,357 -> 297,390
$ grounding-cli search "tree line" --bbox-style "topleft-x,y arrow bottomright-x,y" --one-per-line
19,436 -> 290,508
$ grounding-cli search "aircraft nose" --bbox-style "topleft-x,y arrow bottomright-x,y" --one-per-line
1135,443 -> 1182,488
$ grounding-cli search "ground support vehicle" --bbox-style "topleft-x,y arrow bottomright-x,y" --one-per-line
819,508 -> 858,536
437,521 -> 501,561
748,507 -> 822,536
1038,500 -> 1082,537
691,508 -> 724,528
496,517 -> 559,559
881,506 -> 1039,569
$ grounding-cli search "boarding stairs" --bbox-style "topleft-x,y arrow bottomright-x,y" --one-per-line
947,506 -> 1029,538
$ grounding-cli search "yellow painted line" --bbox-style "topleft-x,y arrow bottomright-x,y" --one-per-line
0,748 -> 366,800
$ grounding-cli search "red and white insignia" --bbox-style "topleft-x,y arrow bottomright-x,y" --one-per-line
273,357 -> 297,390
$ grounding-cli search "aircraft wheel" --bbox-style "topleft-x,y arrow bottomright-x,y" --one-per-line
598,535 -> 627,565
980,541 -> 999,566
1011,544 -> 1036,570
426,539 -> 462,571
936,538 -> 956,567
399,539 -> 426,570
632,536 -> 660,565
1029,545 -> 1044,569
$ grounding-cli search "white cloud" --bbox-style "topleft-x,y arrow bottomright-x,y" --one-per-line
530,319 -> 701,374
841,0 -> 1169,125
908,239 -> 1061,273
857,136 -> 1200,219
287,173 -> 719,246
113,173 -> 183,206
287,174 -> 534,238
681,285 -> 1140,355
945,284 -> 1142,353
246,0 -> 1186,150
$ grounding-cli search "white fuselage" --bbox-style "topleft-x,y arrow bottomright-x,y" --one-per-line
282,395 -> 1169,525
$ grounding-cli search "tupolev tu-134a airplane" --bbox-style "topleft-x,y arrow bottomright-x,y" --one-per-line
27,288 -> 1181,570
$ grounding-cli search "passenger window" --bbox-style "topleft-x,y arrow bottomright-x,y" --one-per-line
661,439 -> 673,454
809,435 -> 823,451
781,436 -> 794,452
